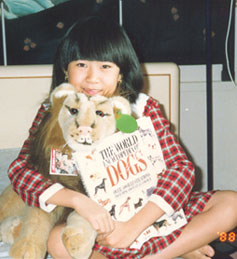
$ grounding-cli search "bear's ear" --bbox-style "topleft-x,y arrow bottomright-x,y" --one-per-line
111,96 -> 131,117
50,83 -> 75,105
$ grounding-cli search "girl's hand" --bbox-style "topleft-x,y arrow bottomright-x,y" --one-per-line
96,201 -> 165,248
96,221 -> 139,248
73,193 -> 115,234
47,188 -> 115,234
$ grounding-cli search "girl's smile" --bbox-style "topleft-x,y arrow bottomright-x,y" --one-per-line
67,60 -> 122,97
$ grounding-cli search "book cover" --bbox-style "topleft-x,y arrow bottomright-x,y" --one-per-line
50,116 -> 187,249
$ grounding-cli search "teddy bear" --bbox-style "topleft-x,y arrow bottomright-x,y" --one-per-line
0,83 -> 132,259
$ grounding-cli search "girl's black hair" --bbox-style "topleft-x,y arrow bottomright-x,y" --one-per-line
51,16 -> 143,103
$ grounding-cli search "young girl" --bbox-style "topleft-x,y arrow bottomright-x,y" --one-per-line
8,16 -> 237,259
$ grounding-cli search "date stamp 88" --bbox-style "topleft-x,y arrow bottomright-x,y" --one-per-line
218,232 -> 236,242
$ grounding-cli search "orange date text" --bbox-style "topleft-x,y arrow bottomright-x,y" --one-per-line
218,232 -> 236,243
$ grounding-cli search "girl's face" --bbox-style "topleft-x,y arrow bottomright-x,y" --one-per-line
67,60 -> 122,97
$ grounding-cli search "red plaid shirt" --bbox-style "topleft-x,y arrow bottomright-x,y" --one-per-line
8,96 -> 214,257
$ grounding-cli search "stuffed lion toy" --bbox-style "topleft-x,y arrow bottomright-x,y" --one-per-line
0,83 -> 132,259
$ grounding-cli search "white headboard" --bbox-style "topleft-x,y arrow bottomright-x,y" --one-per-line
0,63 -> 179,149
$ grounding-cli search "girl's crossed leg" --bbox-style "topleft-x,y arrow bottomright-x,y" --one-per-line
48,191 -> 237,259
144,190 -> 237,259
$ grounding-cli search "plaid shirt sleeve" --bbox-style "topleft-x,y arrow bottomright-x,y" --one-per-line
8,104 -> 55,208
144,96 -> 195,213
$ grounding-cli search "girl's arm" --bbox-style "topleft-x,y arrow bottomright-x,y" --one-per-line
47,187 -> 114,233
97,200 -> 165,248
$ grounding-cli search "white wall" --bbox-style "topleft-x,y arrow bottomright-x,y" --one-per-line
179,65 -> 237,192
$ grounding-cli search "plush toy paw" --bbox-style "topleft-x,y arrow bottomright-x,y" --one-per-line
62,212 -> 97,259
62,227 -> 97,259
9,237 -> 46,259
0,216 -> 21,244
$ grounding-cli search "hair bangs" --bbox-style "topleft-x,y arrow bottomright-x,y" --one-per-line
72,30 -> 122,67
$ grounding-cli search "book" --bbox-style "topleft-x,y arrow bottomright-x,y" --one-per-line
50,116 -> 187,249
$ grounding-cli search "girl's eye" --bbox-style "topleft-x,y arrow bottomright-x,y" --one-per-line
77,62 -> 86,68
69,108 -> 79,115
101,64 -> 111,69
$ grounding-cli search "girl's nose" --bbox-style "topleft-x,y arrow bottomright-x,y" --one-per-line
86,64 -> 99,83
